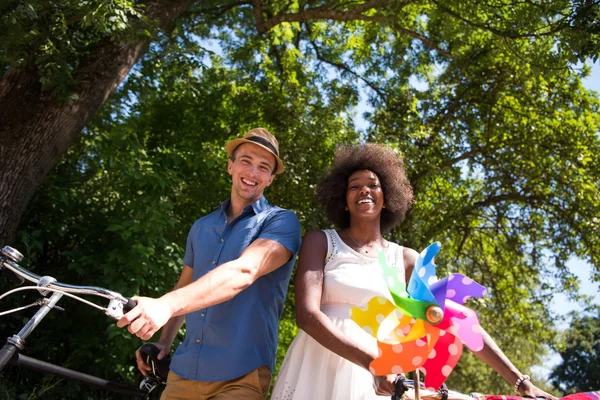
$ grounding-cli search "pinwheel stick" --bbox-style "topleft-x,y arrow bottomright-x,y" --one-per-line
414,369 -> 421,400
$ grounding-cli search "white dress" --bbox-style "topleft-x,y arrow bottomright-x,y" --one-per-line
271,229 -> 405,400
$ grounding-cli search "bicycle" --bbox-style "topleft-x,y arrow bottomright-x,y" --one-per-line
0,245 -> 168,399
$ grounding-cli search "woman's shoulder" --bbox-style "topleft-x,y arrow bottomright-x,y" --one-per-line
301,230 -> 328,249
402,246 -> 419,271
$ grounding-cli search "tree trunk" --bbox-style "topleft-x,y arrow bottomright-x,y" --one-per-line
0,0 -> 197,247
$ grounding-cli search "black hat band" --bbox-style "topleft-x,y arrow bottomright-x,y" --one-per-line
245,136 -> 279,157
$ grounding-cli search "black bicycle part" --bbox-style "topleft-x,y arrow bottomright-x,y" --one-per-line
10,352 -> 147,398
392,375 -> 409,400
0,341 -> 19,370
439,383 -> 449,400
124,298 -> 138,313
139,344 -> 171,383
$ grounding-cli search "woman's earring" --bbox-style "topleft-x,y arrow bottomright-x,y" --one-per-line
344,206 -> 349,211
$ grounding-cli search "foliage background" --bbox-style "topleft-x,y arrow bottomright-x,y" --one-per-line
1,0 -> 600,398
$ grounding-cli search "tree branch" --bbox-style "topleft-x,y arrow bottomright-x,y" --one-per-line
251,0 -> 451,57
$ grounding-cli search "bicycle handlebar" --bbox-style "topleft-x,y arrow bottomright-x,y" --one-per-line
1,246 -> 137,317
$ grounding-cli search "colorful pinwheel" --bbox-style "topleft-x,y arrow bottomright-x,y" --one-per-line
350,242 -> 488,389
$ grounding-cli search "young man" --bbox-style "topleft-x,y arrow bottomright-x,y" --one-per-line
118,128 -> 302,399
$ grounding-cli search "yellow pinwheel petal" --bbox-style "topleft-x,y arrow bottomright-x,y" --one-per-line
350,297 -> 396,338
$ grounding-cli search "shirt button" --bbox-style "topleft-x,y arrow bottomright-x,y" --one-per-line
212,261 -> 216,265
220,238 -> 224,243
201,312 -> 205,317
195,339 -> 201,344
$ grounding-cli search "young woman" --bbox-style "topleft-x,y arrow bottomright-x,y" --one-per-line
271,143 -> 555,400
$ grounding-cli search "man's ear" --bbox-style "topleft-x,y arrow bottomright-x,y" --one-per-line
227,159 -> 233,175
266,174 -> 275,187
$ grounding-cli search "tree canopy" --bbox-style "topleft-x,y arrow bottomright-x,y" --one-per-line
1,0 -> 599,398
551,305 -> 600,394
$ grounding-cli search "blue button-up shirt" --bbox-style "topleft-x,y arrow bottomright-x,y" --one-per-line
170,196 -> 302,382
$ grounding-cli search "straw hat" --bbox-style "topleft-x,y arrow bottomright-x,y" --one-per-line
225,128 -> 284,174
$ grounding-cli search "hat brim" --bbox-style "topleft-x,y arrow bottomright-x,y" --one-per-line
225,139 -> 285,174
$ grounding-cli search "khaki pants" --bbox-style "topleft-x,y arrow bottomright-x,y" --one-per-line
160,366 -> 272,400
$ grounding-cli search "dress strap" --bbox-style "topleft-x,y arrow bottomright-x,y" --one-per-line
322,229 -> 337,266
390,243 -> 405,283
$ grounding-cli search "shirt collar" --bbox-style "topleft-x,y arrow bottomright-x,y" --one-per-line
217,196 -> 270,215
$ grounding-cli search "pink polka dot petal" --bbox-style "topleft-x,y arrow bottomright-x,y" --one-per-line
412,356 -> 423,366
439,329 -> 446,336
442,365 -> 453,377
376,314 -> 385,323
428,348 -> 437,359
378,347 -> 383,357
462,295 -> 471,303
392,343 -> 404,353
472,324 -> 482,333
462,309 -> 474,318
474,344 -> 484,352
395,309 -> 405,319
419,267 -> 426,277
377,297 -> 388,304
369,366 -> 376,374
482,289 -> 488,296
416,338 -> 426,347
447,289 -> 456,298
401,324 -> 411,334
448,275 -> 455,281
448,343 -> 459,355
462,276 -> 473,285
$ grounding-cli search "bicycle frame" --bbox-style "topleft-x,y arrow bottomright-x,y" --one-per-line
0,245 -> 154,399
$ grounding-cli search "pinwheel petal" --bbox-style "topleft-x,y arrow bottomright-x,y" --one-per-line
350,296 -> 396,338
421,333 -> 463,389
445,273 -> 487,305
441,300 -> 484,352
370,336 -> 435,376
380,251 -> 408,296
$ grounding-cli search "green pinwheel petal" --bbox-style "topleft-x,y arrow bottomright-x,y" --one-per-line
379,251 -> 436,321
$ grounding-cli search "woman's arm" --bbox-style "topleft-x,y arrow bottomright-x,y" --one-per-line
403,247 -> 418,284
295,230 -> 377,370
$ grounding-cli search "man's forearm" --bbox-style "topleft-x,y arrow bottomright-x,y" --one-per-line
163,259 -> 253,317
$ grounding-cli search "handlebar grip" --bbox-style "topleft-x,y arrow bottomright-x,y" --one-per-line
123,298 -> 137,313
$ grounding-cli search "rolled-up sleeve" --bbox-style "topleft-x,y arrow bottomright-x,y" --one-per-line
258,210 -> 302,259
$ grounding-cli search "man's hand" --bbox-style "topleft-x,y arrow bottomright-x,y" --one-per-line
117,296 -> 173,340
373,374 -> 397,396
135,341 -> 170,376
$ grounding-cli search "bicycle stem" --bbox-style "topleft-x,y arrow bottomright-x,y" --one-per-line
9,291 -> 64,349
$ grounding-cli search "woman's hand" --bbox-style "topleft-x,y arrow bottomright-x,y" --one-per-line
373,374 -> 397,396
520,380 -> 559,400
